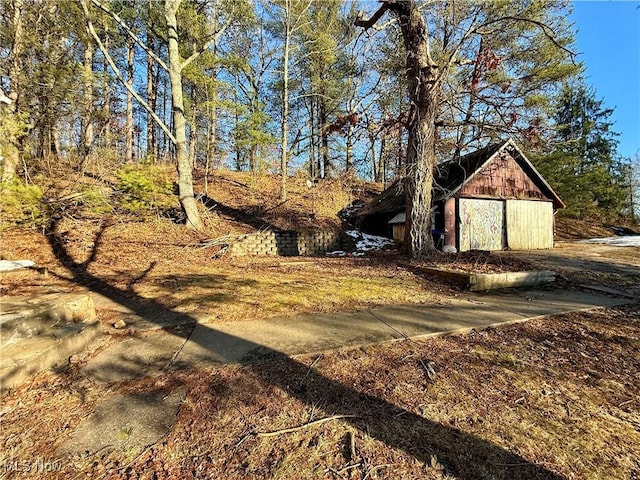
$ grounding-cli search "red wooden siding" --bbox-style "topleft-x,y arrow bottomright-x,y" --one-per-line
458,151 -> 547,201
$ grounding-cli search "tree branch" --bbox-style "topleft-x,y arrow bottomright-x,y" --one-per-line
90,0 -> 169,72
80,0 -> 176,144
354,3 -> 392,30
256,415 -> 357,438
181,19 -> 230,71
478,16 -> 577,63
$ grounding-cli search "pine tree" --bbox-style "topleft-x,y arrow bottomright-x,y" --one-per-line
533,82 -> 627,219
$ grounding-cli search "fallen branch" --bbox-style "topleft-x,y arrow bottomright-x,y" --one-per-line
348,430 -> 357,462
326,463 -> 362,477
197,234 -> 244,249
363,463 -> 391,480
256,415 -> 357,438
339,463 -> 361,475
299,354 -> 322,389
367,310 -> 437,380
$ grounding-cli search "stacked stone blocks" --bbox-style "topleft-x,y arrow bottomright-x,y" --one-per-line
229,230 -> 341,257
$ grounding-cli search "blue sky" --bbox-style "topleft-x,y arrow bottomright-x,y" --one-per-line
570,1 -> 640,160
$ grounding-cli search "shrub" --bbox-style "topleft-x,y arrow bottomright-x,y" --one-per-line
79,186 -> 114,217
115,164 -> 175,215
0,179 -> 47,227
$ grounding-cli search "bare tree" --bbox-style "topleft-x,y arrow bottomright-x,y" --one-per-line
81,0 -> 235,230
357,0 -> 440,256
356,0 -> 576,257
271,0 -> 313,202
125,36 -> 134,163
1,0 -> 25,181
80,39 -> 95,169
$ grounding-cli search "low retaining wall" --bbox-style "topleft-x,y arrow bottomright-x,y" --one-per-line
229,230 -> 342,257
407,265 -> 557,291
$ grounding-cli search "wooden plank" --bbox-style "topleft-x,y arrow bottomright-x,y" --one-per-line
392,224 -> 405,243
470,270 -> 556,291
459,199 -> 504,252
506,200 -> 553,250
577,284 -> 635,299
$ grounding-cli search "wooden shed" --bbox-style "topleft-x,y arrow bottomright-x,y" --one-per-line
356,139 -> 565,252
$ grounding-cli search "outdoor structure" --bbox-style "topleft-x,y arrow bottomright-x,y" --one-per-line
356,139 -> 565,252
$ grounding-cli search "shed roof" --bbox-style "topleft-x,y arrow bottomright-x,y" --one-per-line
388,212 -> 406,224
357,139 -> 565,219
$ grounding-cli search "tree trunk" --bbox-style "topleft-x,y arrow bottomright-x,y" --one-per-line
319,99 -> 329,177
102,34 -> 112,150
345,122 -> 354,173
396,124 -> 404,176
125,37 -> 134,162
307,97 -> 316,178
369,130 -> 378,182
80,40 -> 95,169
146,32 -> 157,161
2,0 -> 25,181
165,0 -> 203,230
208,72 -> 218,169
390,0 -> 439,257
280,13 -> 290,202
379,131 -> 387,184
188,84 -> 197,170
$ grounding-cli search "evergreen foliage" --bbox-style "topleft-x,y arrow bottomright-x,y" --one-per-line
532,82 -> 628,219
0,0 -> 632,229
115,164 -> 175,215
0,179 -> 46,227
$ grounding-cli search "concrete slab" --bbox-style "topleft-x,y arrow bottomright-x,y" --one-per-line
77,289 -> 631,382
1,293 -> 96,346
57,386 -> 186,456
175,289 -> 631,368
53,287 -> 630,458
90,291 -> 203,332
1,321 -> 102,391
1,292 -> 102,391
176,309 -> 399,367
370,289 -> 629,340
82,330 -> 190,383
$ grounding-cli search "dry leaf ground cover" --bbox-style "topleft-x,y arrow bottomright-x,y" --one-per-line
1,220 -> 639,480
1,222 -> 450,323
1,304 -> 638,480
2,171 -> 639,479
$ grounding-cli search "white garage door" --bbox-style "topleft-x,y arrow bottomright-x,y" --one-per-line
506,200 -> 554,250
459,199 -> 505,251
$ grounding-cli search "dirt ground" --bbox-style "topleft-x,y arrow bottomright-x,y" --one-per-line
498,241 -> 640,296
1,219 -> 639,479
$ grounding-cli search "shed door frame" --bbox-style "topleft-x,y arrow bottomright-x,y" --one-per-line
457,198 -> 505,251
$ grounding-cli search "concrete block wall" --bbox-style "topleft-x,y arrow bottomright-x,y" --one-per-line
229,230 -> 341,257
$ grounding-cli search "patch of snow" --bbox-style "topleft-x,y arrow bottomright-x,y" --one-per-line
0,259 -> 35,272
330,229 -> 396,257
355,233 -> 394,252
577,236 -> 640,247
338,200 -> 367,221
326,250 -> 346,257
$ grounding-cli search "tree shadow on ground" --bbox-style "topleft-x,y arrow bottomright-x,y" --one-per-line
44,217 -> 565,479
199,194 -> 340,233
200,194 -> 276,231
